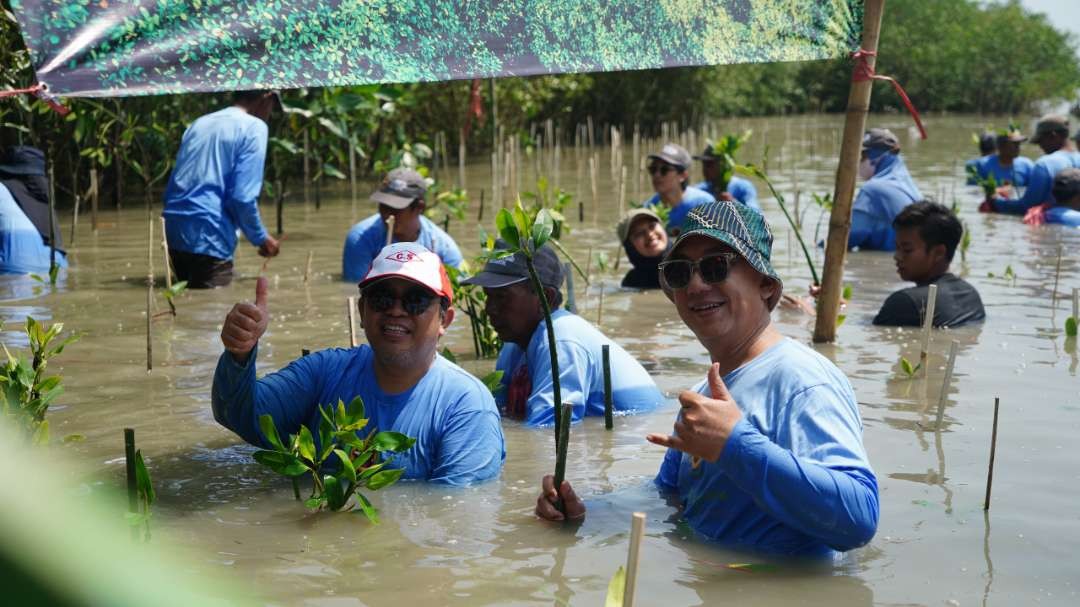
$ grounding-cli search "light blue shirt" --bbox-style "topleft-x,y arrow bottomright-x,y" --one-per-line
656,338 -> 878,556
212,345 -> 506,486
1046,206 -> 1080,228
0,183 -> 67,275
849,151 -> 922,251
693,177 -> 760,212
992,149 -> 1076,215
494,309 -> 664,427
966,154 -> 1034,187
342,214 -> 463,282
162,107 -> 270,261
644,186 -> 716,232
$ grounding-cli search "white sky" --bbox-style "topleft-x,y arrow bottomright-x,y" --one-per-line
1018,0 -> 1080,54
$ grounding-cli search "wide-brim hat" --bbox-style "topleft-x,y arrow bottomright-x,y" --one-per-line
616,208 -> 662,242
358,242 -> 453,304
664,200 -> 783,310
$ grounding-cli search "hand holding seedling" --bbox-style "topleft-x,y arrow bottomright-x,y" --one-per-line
221,277 -> 269,363
646,363 -> 742,463
535,474 -> 586,522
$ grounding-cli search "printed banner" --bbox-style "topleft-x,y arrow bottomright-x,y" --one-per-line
10,0 -> 863,97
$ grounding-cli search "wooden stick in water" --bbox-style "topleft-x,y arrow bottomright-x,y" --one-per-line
146,216 -> 153,372
589,155 -> 598,212
564,263 -> 577,313
553,402 -> 573,517
90,167 -> 99,233
477,189 -> 485,222
920,284 -> 939,366
1072,287 -> 1079,321
623,512 -> 646,607
934,340 -> 960,429
48,162 -> 56,272
458,128 -> 466,189
1051,244 -> 1063,311
603,344 -> 613,430
347,296 -> 358,347
618,165 -> 627,217
983,397 -> 1000,511
70,194 -> 80,246
596,286 -> 604,327
303,250 -> 313,284
385,215 -> 395,247
159,217 -> 172,290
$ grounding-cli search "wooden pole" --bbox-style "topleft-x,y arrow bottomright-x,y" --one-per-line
347,296 -> 358,347
48,162 -> 56,272
618,165 -> 627,217
1051,244 -> 1063,311
385,216 -> 395,247
596,287 -> 604,327
458,128 -> 466,190
813,0 -> 886,343
146,215 -> 153,372
275,179 -> 284,236
159,217 -> 172,290
589,155 -> 598,212
477,189 -> 486,222
303,250 -> 313,284
564,263 -> 577,313
920,284 -> 939,366
603,344 -> 613,430
69,194 -> 80,246
1072,287 -> 1079,321
302,129 -> 310,204
90,167 -> 99,233
934,340 -> 960,429
983,397 -> 1000,511
623,512 -> 646,607
553,402 -> 573,517
349,143 -> 357,207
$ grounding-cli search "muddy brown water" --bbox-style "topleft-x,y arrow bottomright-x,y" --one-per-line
2,114 -> 1078,606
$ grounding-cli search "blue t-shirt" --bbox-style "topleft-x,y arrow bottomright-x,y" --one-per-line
849,152 -> 922,251
494,309 -> 664,427
644,186 -> 716,233
967,154 -> 1034,187
992,149 -> 1076,215
212,345 -> 506,485
656,338 -> 878,556
342,214 -> 464,282
1046,206 -> 1080,228
0,183 -> 67,275
693,177 -> 760,212
162,107 -> 270,261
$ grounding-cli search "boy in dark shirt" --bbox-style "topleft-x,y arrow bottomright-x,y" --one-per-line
873,201 -> 985,327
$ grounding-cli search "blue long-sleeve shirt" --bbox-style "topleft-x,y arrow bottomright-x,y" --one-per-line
0,183 -> 67,275
965,154 -> 1034,186
991,150 -> 1076,215
342,214 -> 463,282
212,345 -> 505,485
693,177 -> 761,212
656,338 -> 878,556
644,186 -> 716,233
848,152 -> 921,251
494,309 -> 664,427
1046,206 -> 1080,227
162,107 -> 270,261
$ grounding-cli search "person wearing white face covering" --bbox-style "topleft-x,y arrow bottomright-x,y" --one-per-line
847,129 -> 922,251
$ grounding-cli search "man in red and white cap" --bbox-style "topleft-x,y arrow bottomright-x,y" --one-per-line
213,242 -> 505,485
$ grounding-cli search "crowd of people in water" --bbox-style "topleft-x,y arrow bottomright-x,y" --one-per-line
3,90 -> 1080,558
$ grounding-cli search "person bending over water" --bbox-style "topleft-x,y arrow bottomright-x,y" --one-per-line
1032,168 -> 1080,227
463,243 -> 664,426
616,208 -> 670,289
536,201 -> 879,557
0,146 -> 67,275
342,168 -> 463,282
848,128 -> 921,251
213,242 -> 505,485
642,143 -> 715,235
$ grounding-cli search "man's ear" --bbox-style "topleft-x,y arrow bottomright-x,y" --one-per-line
929,243 -> 948,265
760,275 -> 779,303
439,307 -> 454,336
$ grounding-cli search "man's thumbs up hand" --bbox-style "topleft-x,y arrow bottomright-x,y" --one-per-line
645,363 -> 743,464
221,277 -> 271,363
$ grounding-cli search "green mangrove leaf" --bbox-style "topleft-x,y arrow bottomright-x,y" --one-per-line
440,347 -> 458,364
253,451 -> 309,476
344,396 -> 366,427
323,475 -> 346,511
365,467 -> 404,491
370,431 -> 416,453
531,209 -> 555,250
334,449 -> 357,484
304,495 -> 323,510
354,492 -> 379,524
900,357 -> 915,377
1066,316 -> 1078,337
134,450 -> 156,506
258,414 -> 285,451
297,426 -> 316,463
605,566 -> 626,607
495,208 -> 520,249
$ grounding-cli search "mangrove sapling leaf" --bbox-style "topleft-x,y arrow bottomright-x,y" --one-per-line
128,449 -> 156,541
0,316 -> 79,444
736,163 -> 819,285
252,451 -> 308,476
259,414 -> 286,451
297,425 -> 317,462
1066,317 -> 1078,337
370,431 -> 416,453
604,566 -> 626,607
440,347 -> 458,363
366,468 -> 405,491
480,370 -> 504,395
899,357 -> 922,378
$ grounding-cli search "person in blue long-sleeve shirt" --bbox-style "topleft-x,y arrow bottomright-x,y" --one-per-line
0,146 -> 67,275
1045,168 -> 1080,228
213,242 -> 505,485
692,143 -> 760,213
848,128 -> 921,251
536,201 -> 878,557
985,115 -> 1077,215
966,131 -> 1034,187
642,143 -> 716,235
163,90 -> 282,287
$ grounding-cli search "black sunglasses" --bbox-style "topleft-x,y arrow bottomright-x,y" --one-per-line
658,252 -> 738,290
362,286 -> 438,315
647,163 -> 678,176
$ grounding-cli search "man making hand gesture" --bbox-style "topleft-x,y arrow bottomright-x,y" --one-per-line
536,201 -> 879,557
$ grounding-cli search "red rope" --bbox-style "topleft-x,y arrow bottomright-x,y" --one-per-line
462,78 -> 484,140
0,83 -> 70,116
851,49 -> 926,140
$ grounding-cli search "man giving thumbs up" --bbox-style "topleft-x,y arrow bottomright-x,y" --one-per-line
536,201 -> 879,557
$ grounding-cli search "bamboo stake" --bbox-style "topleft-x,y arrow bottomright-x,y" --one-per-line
349,143 -> 357,207
618,166 -> 627,217
813,0 -> 885,343
385,216 -> 395,247
347,296 -> 358,347
124,428 -> 138,539
302,129 -> 310,204
303,250 -> 313,284
983,397 -> 1000,511
1072,287 -> 1078,321
69,194 -> 80,246
623,512 -> 646,607
275,179 -> 284,236
934,340 -> 960,429
589,155 -> 598,212
477,189 -> 486,222
554,134 -> 561,193
159,217 -> 172,290
596,286 -> 604,327
564,263 -> 577,313
603,344 -> 613,430
48,162 -> 56,272
1051,244 -> 1063,311
146,215 -> 153,372
920,284 -> 939,365
491,152 -> 499,211
458,128 -> 466,189
553,402 -> 573,517
90,167 -> 99,233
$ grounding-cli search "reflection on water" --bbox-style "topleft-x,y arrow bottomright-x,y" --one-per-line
3,114 -> 1080,605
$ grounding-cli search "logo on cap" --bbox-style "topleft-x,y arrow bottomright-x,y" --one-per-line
385,250 -> 417,263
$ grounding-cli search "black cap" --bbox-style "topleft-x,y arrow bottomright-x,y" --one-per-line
461,240 -> 564,290
0,146 -> 46,177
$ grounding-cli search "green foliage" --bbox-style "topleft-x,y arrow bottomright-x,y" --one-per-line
736,162 -> 819,285
521,178 -> 573,239
253,397 -> 415,521
604,566 -> 626,607
0,317 -> 80,445
960,222 -> 972,262
125,450 -> 156,542
160,280 -> 188,316
425,187 -> 469,225
967,164 -> 999,198
1065,316 -> 1077,338
480,370 -> 504,396
899,356 -> 922,379
704,131 -> 752,191
446,263 -> 501,359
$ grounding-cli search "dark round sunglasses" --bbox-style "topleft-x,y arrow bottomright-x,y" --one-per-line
362,286 -> 438,315
658,252 -> 738,290
647,163 -> 680,176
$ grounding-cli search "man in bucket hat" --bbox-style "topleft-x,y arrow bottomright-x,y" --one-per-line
214,242 -> 505,485
464,242 -> 662,426
536,201 -> 878,557
984,114 -> 1078,214
342,167 -> 463,282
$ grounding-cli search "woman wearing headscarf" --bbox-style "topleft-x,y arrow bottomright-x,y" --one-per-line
848,129 -> 922,251
616,208 -> 670,289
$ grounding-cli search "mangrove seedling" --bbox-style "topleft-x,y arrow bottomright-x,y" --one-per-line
0,317 -> 80,444
425,186 -> 469,228
125,450 -> 156,542
160,280 -> 188,317
253,396 -> 415,522
594,250 -> 610,274
967,164 -> 999,199
521,177 -> 573,239
446,263 -> 502,359
836,284 -> 853,327
899,356 -> 922,379
604,566 -> 626,607
736,163 -> 819,285
959,222 -> 972,262
705,131 -> 752,193
1066,316 -> 1078,338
